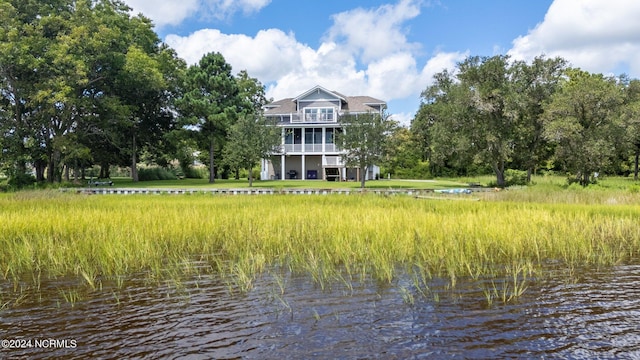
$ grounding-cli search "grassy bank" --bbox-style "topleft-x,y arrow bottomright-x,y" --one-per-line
84,177 -> 470,189
2,186 -> 640,306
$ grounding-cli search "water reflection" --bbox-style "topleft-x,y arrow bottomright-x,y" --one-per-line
2,265 -> 640,359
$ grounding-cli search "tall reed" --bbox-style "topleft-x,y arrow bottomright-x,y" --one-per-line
1,191 -> 639,303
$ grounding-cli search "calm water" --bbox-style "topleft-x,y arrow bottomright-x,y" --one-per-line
2,265 -> 640,359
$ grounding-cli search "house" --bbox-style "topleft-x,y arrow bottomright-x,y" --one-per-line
259,85 -> 386,181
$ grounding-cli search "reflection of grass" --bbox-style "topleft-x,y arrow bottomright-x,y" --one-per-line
2,180 -> 640,305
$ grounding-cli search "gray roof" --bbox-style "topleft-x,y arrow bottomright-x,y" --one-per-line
342,96 -> 386,112
263,86 -> 386,115
264,98 -> 297,114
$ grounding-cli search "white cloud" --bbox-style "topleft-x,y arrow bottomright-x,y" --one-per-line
201,0 -> 272,20
390,112 -> 414,128
421,51 -> 467,78
367,52 -> 424,100
125,0 -> 200,27
325,0 -> 423,63
508,0 -> 640,77
163,0 -> 464,120
124,0 -> 271,28
165,28 -> 308,82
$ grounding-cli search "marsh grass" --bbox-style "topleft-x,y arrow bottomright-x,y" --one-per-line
1,187 -> 640,306
59,288 -> 82,307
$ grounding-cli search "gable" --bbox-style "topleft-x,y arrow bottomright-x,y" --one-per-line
294,86 -> 345,103
263,85 -> 386,117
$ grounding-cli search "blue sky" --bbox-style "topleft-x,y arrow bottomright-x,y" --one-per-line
124,0 -> 640,126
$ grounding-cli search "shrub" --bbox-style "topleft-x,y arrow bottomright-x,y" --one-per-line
487,169 -> 529,187
137,167 -> 177,181
184,166 -> 208,179
565,172 -> 600,187
7,173 -> 36,189
239,168 -> 260,180
566,182 -> 584,191
504,169 -> 528,186
385,161 -> 432,180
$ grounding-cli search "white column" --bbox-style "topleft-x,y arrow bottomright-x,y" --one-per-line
281,155 -> 285,180
301,154 -> 306,180
321,127 -> 326,180
300,127 -> 306,180
280,127 -> 286,180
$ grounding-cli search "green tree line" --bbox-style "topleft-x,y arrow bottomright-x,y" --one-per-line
2,1 -> 639,189
404,55 -> 640,186
0,0 -> 274,188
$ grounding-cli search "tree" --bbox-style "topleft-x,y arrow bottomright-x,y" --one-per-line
179,52 -> 239,183
621,78 -> 640,179
382,126 -> 428,179
417,55 -> 568,186
418,56 -> 518,185
409,105 -> 432,164
222,71 -> 278,186
456,55 -> 516,187
337,111 -> 394,188
416,70 -> 477,177
509,56 -> 567,181
75,3 -> 182,182
236,70 -> 268,115
0,0 -> 181,184
117,44 -> 172,182
542,69 -> 626,186
223,114 -> 280,186
0,0 -> 56,183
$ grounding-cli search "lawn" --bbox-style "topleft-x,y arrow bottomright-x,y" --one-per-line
92,177 -> 473,190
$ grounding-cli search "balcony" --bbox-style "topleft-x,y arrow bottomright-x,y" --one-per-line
282,144 -> 340,154
290,112 -> 337,123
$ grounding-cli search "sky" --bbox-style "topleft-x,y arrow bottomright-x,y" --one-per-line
123,0 -> 640,126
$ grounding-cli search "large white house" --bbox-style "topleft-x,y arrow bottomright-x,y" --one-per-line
260,85 -> 386,181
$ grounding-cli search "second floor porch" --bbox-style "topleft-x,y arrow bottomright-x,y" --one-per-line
274,127 -> 342,155
269,110 -> 337,124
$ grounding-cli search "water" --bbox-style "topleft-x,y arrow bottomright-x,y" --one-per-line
2,265 -> 640,359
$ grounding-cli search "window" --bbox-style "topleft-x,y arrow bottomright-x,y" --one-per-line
325,128 -> 334,144
285,128 -> 302,144
305,128 -> 323,144
304,108 -> 317,121
304,107 -> 334,122
320,108 -> 334,121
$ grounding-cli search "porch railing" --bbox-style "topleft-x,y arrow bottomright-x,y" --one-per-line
323,156 -> 344,167
290,113 -> 338,123
282,144 -> 341,154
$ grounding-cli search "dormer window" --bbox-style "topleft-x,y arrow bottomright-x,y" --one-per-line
304,107 -> 334,122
